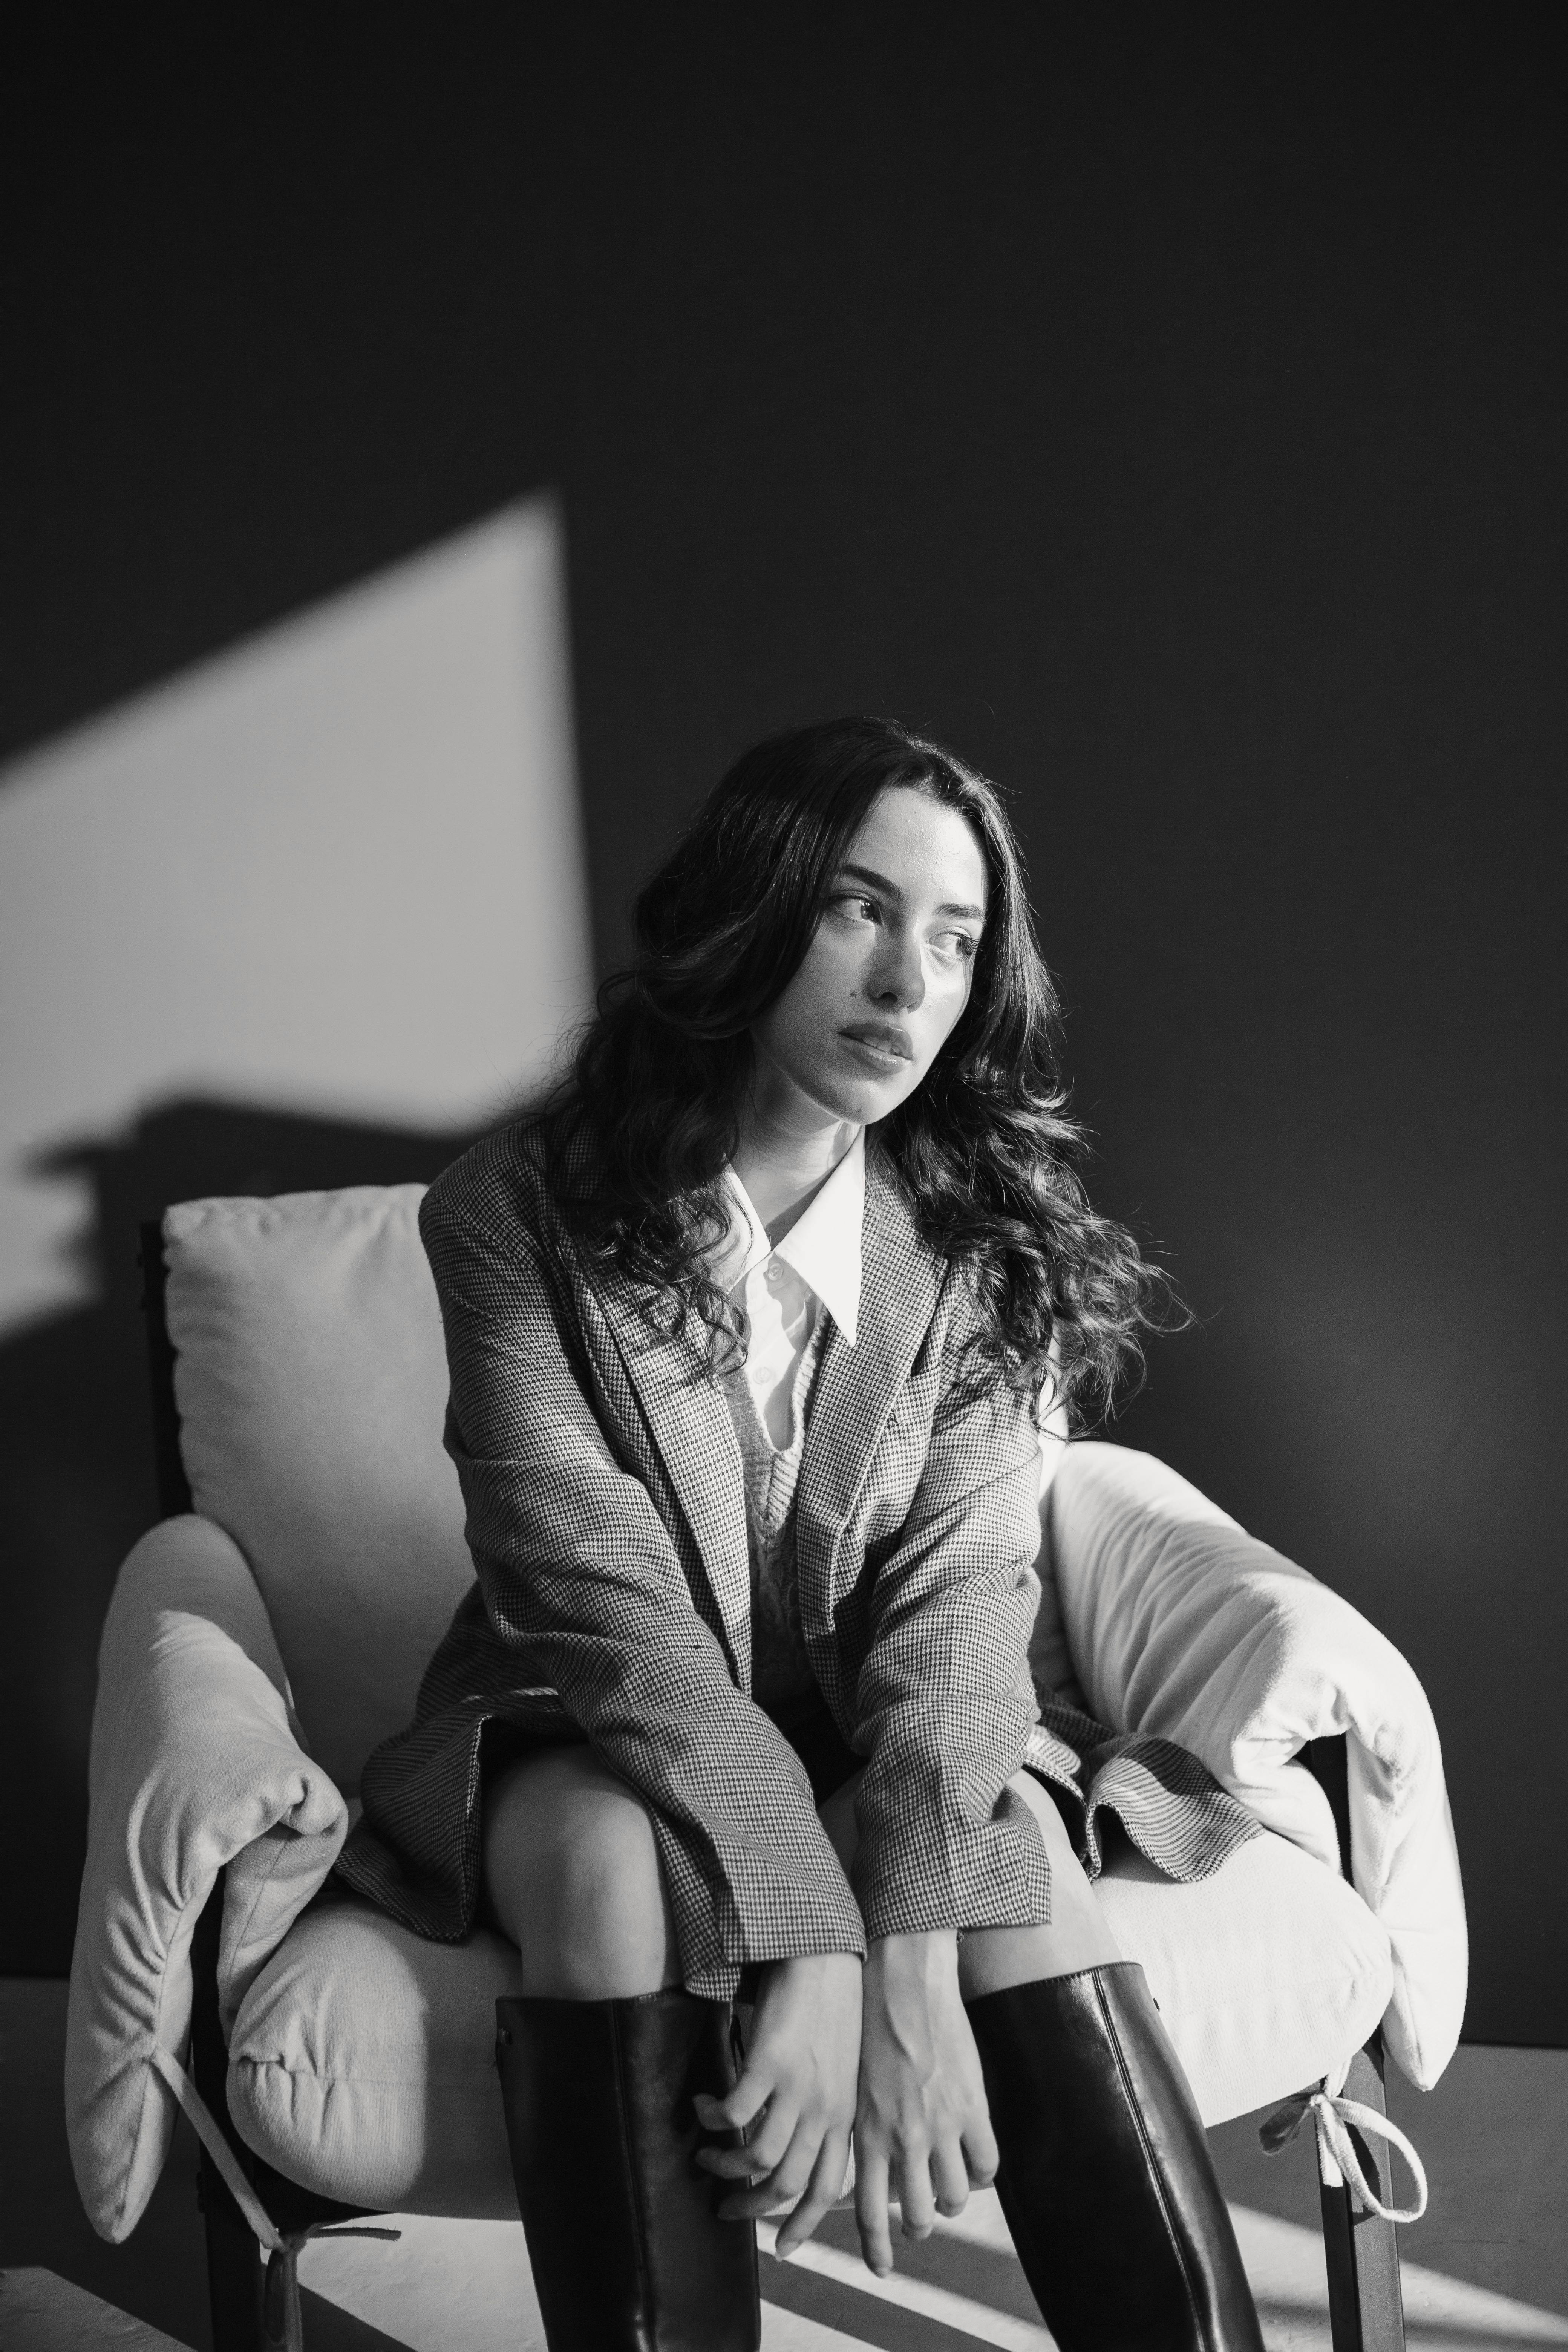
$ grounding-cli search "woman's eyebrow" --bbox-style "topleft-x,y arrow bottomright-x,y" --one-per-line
838,861 -> 987,922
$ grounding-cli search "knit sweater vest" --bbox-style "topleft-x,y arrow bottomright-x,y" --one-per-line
720,1314 -> 828,1714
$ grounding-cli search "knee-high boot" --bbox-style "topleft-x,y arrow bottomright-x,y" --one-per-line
965,1962 -> 1265,2352
494,1988 -> 761,2352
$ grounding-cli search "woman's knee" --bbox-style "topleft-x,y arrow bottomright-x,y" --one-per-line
483,1745 -> 678,1999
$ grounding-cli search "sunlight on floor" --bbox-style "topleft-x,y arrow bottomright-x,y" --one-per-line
296,2190 -> 1568,2352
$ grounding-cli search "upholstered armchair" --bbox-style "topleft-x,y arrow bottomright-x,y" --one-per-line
64,1185 -> 1467,2351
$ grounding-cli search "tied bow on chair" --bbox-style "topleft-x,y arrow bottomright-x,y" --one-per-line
1260,2053 -> 1429,2225
150,2044 -> 401,2351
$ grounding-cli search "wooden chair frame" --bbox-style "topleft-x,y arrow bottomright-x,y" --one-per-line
138,1221 -> 1407,2351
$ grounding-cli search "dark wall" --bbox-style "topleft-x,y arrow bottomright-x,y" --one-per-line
4,16 -> 1563,2038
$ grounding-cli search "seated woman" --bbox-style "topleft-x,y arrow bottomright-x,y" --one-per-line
338,717 -> 1265,2352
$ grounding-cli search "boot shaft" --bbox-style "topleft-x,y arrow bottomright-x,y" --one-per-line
968,1962 -> 1265,2352
496,1989 -> 761,2352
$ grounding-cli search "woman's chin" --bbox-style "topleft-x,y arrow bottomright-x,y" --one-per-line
804,1069 -> 912,1128
757,1041 -> 916,1130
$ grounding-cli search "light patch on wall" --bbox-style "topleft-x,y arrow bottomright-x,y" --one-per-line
0,499 -> 590,1334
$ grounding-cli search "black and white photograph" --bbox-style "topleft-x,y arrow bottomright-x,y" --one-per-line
1,14 -> 1564,2351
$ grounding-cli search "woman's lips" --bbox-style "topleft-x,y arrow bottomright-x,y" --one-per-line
839,1023 -> 914,1070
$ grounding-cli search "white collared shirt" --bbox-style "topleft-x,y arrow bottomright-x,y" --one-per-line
714,1132 -> 864,1450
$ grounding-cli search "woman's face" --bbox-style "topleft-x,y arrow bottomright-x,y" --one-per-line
750,786 -> 990,1130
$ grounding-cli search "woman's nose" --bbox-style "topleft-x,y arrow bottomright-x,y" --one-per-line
869,928 -> 925,1008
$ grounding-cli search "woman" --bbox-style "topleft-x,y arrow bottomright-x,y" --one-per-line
339,717 -> 1265,2352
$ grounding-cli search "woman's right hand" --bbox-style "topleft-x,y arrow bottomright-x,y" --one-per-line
694,1950 -> 863,2255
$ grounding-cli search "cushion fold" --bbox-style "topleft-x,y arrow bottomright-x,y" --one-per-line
66,1514 -> 347,2244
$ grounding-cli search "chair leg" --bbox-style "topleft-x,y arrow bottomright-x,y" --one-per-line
1319,2037 -> 1406,2352
191,1869 -> 263,2350
197,2141 -> 265,2352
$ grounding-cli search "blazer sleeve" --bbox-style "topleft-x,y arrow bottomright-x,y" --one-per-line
420,1191 -> 865,1998
848,1296 -> 1052,1944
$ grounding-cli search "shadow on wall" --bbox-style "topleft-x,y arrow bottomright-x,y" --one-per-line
1,1095 -> 490,1977
0,500 -> 592,1974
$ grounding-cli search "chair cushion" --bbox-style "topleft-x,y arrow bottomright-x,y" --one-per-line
229,1892 -> 524,2218
164,1187 -> 476,1796
1092,1828 -> 1392,2123
227,1822 -> 1392,2215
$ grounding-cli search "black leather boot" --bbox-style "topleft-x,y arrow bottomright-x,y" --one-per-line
965,1962 -> 1265,2352
495,1988 -> 761,2352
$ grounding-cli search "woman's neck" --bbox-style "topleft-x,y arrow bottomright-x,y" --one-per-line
731,1098 -> 860,1246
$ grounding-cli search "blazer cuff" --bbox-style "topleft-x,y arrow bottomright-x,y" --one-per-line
852,1781 -> 1051,1943
646,1810 -> 867,2000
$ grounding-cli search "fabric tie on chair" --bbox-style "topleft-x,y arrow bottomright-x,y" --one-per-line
1259,2054 -> 1429,2225
149,2044 -> 400,2352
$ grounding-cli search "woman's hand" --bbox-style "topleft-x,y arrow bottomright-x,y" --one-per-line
694,1950 -> 862,2256
854,1930 -> 999,2276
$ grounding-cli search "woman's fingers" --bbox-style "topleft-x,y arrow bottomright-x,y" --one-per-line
693,2085 -> 768,2181
963,2111 -> 1000,2190
717,2112 -> 823,2223
895,2144 -> 937,2241
694,2063 -> 773,2141
855,2145 -> 894,2277
693,2063 -> 779,2181
929,2133 -> 972,2219
697,2082 -> 801,2184
775,2127 -> 852,2257
697,2136 -> 769,2181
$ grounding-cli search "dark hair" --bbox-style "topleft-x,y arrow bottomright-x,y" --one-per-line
541,716 -> 1176,1424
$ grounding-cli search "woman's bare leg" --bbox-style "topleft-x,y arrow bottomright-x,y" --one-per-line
487,1748 -> 760,2347
483,1744 -> 680,1998
818,1767 -> 1120,1997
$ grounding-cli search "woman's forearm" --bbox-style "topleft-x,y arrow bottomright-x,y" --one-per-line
854,1927 -> 997,2274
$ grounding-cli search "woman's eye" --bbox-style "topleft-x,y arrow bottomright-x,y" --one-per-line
931,930 -> 978,963
833,893 -> 879,923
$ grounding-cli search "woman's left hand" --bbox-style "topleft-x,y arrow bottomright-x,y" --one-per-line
853,1930 -> 999,2276
693,1949 -> 863,2254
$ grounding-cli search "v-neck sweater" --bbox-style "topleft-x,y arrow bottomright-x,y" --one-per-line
720,1312 -> 828,1715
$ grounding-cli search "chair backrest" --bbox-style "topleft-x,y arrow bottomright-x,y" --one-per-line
162,1186 -> 474,1797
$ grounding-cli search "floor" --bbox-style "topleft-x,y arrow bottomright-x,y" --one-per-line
5,1980 -> 1564,2352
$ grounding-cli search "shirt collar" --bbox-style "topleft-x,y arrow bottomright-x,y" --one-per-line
718,1129 -> 864,1344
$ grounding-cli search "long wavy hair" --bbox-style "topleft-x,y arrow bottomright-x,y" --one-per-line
540,716 -> 1177,1424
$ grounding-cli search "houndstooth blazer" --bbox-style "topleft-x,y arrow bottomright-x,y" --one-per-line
339,1119 -> 1254,1998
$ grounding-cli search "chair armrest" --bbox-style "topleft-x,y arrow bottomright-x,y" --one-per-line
65,1514 -> 348,2244
1045,1442 -> 1468,2092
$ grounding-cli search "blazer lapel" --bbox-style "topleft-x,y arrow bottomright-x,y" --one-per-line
573,1153 -> 941,1706
797,1155 -> 943,1602
585,1274 -> 753,1690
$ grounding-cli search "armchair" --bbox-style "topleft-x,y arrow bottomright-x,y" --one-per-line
64,1185 -> 1466,2351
